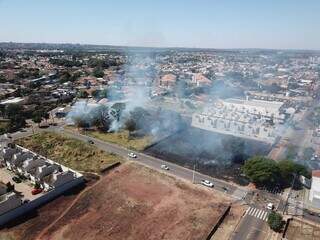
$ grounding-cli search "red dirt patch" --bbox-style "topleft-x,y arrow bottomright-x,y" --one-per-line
44,162 -> 231,240
0,174 -> 97,240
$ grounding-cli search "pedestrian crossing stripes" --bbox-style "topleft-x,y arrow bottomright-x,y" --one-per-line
245,207 -> 269,221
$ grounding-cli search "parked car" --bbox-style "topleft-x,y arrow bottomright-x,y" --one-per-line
128,152 -> 137,158
87,139 -> 94,144
201,180 -> 214,188
31,188 -> 43,195
12,176 -> 22,183
161,164 -> 169,170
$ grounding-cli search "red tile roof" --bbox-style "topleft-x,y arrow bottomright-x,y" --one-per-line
312,170 -> 320,178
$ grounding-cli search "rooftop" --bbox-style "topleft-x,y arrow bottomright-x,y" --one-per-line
312,170 -> 320,178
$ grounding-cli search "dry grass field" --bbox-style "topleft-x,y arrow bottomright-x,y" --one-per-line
15,132 -> 122,173
41,162 -> 232,240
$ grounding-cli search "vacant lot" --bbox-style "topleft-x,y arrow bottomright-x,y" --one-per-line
0,174 -> 98,240
68,127 -> 153,151
285,219 -> 320,240
15,132 -> 122,173
43,162 -> 231,240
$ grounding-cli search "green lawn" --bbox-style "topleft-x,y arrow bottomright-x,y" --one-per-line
15,132 -> 123,173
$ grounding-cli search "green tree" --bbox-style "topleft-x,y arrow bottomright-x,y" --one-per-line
267,211 -> 284,232
243,156 -> 280,188
278,160 -> 310,187
4,104 -> 26,131
32,111 -> 43,126
92,67 -> 104,78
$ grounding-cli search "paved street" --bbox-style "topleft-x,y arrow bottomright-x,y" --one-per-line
59,127 -> 248,199
6,125 -> 249,201
232,206 -> 271,240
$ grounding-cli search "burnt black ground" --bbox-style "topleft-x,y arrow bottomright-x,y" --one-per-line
144,127 -> 271,185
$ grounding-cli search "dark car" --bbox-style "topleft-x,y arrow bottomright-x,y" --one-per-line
12,176 -> 22,183
88,140 -> 94,144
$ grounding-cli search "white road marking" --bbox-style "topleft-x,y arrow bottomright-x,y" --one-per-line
250,208 -> 258,216
257,210 -> 263,219
248,207 -> 255,215
262,212 -> 268,221
255,210 -> 262,218
246,207 -> 252,215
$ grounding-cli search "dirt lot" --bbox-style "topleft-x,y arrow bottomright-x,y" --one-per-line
0,183 -> 87,240
41,162 -> 232,240
285,218 -> 320,240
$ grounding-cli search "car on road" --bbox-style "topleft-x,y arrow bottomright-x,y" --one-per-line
267,203 -> 274,210
87,140 -> 94,144
31,188 -> 43,195
128,152 -> 137,158
222,187 -> 228,192
161,164 -> 169,170
12,176 -> 22,183
201,180 -> 214,188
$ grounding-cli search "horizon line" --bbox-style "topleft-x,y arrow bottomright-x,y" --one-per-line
1,41 -> 320,52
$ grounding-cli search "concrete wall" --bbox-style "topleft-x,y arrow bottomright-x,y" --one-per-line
0,176 -> 84,226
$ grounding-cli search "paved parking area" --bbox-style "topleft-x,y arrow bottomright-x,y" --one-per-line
0,167 -> 43,201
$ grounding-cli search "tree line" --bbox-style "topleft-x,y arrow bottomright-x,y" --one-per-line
243,155 -> 310,189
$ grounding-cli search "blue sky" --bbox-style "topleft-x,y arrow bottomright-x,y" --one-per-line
0,0 -> 320,50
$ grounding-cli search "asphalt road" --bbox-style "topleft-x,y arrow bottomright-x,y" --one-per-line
7,125 -> 249,200
58,127 -> 248,199
232,211 -> 270,240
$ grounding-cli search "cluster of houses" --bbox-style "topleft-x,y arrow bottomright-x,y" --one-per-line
0,141 -> 83,222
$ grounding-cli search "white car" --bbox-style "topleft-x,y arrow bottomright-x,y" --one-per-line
201,180 -> 214,188
267,203 -> 274,210
128,152 -> 137,158
161,164 -> 169,170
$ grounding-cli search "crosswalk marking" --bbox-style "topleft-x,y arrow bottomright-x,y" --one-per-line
262,211 -> 268,220
245,207 -> 269,222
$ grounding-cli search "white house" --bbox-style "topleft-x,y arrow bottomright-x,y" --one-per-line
0,192 -> 22,215
309,170 -> 320,208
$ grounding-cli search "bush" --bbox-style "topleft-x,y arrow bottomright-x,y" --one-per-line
267,211 -> 285,232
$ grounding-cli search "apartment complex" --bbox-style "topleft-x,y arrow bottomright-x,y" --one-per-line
192,98 -> 290,143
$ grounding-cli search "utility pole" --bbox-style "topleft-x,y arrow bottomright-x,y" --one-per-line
192,157 -> 198,184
